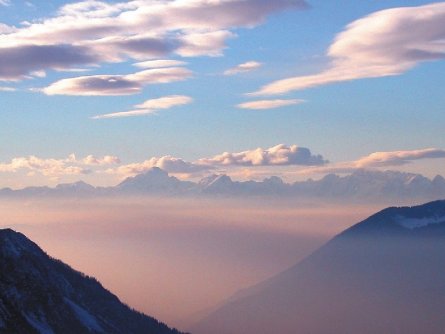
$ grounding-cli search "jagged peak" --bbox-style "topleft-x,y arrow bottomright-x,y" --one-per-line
433,175 -> 445,184
207,174 -> 233,186
263,176 -> 284,184
55,180 -> 95,190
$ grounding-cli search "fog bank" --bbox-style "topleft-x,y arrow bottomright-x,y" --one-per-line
0,197 -> 381,329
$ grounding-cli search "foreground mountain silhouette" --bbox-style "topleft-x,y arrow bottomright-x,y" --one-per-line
0,229 -> 184,334
192,200 -> 445,334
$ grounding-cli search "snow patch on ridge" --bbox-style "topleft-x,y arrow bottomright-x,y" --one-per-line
395,215 -> 445,229
64,298 -> 104,333
24,314 -> 55,334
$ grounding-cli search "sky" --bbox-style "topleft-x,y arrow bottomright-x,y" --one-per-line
1,0 -> 445,188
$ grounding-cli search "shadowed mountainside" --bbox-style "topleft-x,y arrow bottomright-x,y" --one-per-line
0,229 -> 185,334
192,200 -> 445,334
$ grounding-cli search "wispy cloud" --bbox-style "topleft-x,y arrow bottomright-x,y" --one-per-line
300,148 -> 445,175
92,95 -> 193,119
43,68 -> 192,96
0,86 -> 16,92
0,0 -> 10,7
237,99 -> 304,110
252,2 -> 445,95
354,149 -> 445,168
0,0 -> 307,81
133,59 -> 187,69
224,61 -> 262,76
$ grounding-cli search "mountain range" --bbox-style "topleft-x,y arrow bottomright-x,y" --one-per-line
1,168 -> 445,202
191,200 -> 445,334
0,229 -> 185,334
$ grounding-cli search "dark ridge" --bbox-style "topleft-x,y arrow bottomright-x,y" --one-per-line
0,229 -> 186,334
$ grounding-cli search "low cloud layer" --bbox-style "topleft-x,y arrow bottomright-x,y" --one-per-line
93,95 -> 193,119
43,67 -> 192,96
3,147 -> 443,185
107,144 -> 327,177
198,144 -> 327,167
253,2 -> 445,95
0,0 -> 307,81
0,154 -> 120,177
0,144 -> 326,181
237,99 -> 304,110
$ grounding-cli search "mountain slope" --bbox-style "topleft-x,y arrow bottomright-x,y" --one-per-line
0,229 -> 184,334
192,200 -> 445,334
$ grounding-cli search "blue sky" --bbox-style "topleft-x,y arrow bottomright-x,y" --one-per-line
0,0 -> 444,188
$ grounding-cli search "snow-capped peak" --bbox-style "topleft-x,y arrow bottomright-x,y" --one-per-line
395,214 -> 445,230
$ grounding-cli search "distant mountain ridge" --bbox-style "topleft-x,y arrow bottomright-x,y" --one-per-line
191,200 -> 445,334
0,229 -> 185,334
1,167 -> 445,202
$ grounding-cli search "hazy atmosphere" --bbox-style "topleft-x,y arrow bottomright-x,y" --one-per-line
1,197 -> 380,329
1,0 -> 445,333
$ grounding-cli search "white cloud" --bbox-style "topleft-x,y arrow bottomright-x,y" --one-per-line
133,59 -> 187,69
252,2 -> 445,95
0,153 -> 120,177
0,156 -> 88,176
43,67 -> 192,96
198,144 -> 327,167
0,0 -> 307,81
177,30 -> 235,57
237,99 -> 304,110
224,61 -> 262,76
74,154 -> 121,165
0,0 -> 10,6
92,95 -> 193,119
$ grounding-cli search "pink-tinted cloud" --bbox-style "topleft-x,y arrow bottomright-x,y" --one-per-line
299,148 -> 445,175
253,2 -> 445,95
237,99 -> 304,110
0,154 -> 120,177
224,61 -> 262,76
43,68 -> 192,96
93,95 -> 193,119
355,148 -> 445,168
0,0 -> 307,80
